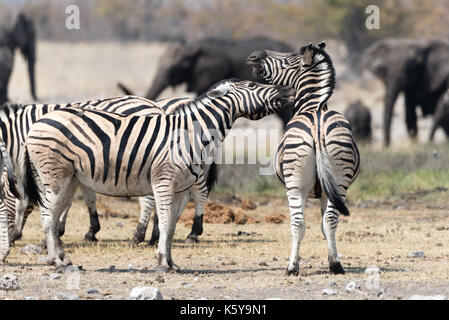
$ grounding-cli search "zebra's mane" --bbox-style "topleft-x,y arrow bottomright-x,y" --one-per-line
293,44 -> 336,114
0,103 -> 26,116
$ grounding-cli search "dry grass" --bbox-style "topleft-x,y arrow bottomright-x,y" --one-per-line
0,194 -> 447,300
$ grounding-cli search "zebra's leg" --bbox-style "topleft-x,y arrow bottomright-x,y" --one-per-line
148,211 -> 159,247
0,201 -> 10,264
286,189 -> 307,276
130,195 -> 154,247
80,185 -> 101,242
321,197 -> 345,275
186,182 -> 207,244
11,198 -> 34,242
56,201 -> 73,238
154,186 -> 184,273
40,180 -> 78,268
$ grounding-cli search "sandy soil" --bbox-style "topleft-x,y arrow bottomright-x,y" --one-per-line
0,195 -> 448,300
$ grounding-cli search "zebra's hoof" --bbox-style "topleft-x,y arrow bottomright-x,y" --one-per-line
329,261 -> 345,275
185,235 -> 199,244
286,266 -> 299,276
155,265 -> 170,273
84,232 -> 98,242
148,238 -> 158,247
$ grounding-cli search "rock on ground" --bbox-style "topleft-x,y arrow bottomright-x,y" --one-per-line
0,274 -> 19,290
130,286 -> 163,300
345,281 -> 361,292
19,244 -> 43,255
322,288 -> 337,295
408,251 -> 425,258
365,266 -> 381,275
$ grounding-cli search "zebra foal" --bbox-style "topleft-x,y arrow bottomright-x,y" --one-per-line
247,42 -> 360,275
21,79 -> 295,271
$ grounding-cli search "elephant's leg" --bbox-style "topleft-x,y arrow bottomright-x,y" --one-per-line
404,93 -> 418,140
80,185 -> 100,242
383,82 -> 401,147
429,95 -> 447,141
130,196 -> 154,247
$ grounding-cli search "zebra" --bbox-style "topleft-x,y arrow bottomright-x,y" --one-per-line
247,42 -> 360,275
20,79 -> 295,271
0,96 -> 210,262
0,139 -> 21,263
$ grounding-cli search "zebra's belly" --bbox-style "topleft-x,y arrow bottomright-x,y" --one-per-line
75,175 -> 154,198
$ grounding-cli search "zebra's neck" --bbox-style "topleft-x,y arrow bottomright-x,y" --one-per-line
0,103 -> 63,161
169,96 -> 235,165
292,52 -> 335,115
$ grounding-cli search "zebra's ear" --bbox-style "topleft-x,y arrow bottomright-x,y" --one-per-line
207,82 -> 231,98
318,41 -> 326,49
302,43 -> 314,66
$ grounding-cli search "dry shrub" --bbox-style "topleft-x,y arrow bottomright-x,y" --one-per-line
179,201 -> 260,226
97,202 -> 130,219
241,199 -> 257,210
264,214 -> 286,224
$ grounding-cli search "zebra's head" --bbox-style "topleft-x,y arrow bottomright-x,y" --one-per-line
205,79 -> 295,120
246,42 -> 335,112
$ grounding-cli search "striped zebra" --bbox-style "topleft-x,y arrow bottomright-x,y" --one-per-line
0,139 -> 21,263
247,43 -> 360,275
0,96 -> 210,262
21,79 -> 295,271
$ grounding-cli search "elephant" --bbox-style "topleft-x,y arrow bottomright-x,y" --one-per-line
0,11 -> 37,103
361,38 -> 449,146
429,88 -> 449,139
344,99 -> 372,143
117,36 -> 294,127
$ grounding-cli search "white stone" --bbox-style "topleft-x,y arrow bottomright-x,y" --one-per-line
408,251 -> 425,258
0,274 -> 19,290
365,266 -> 381,275
130,286 -> 162,300
322,288 -> 337,295
345,281 -> 361,292
19,244 -> 43,255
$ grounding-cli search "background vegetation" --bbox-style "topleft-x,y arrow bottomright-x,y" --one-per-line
2,0 -> 449,65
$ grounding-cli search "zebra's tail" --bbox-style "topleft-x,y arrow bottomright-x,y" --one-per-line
117,82 -> 134,95
18,146 -> 42,207
0,140 -> 22,200
315,139 -> 350,216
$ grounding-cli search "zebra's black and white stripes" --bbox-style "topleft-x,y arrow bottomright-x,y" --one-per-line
21,79 -> 295,271
247,42 -> 360,275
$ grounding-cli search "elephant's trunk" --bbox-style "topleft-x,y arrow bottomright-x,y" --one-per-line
144,73 -> 169,100
27,48 -> 37,101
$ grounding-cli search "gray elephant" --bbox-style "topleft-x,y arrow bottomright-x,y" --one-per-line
430,88 -> 449,139
361,38 -> 449,146
118,37 -> 294,127
0,11 -> 37,103
344,99 -> 372,143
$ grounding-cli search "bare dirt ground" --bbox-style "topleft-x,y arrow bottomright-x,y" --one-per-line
1,41 -> 448,300
0,195 -> 448,300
